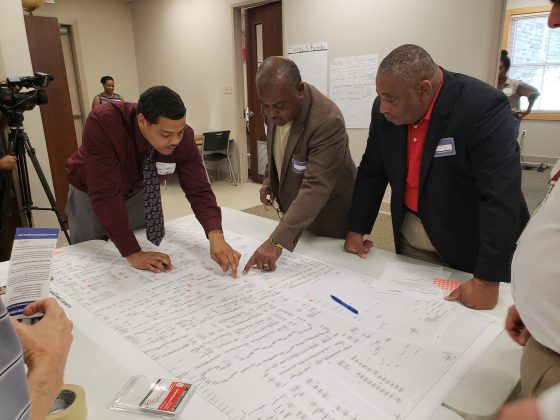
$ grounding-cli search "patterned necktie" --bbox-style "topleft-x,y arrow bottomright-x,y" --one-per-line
142,147 -> 165,245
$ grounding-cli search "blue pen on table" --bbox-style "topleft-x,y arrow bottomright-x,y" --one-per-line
330,295 -> 359,314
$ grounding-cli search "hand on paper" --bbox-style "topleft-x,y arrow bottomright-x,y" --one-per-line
496,398 -> 540,420
126,251 -> 173,273
208,230 -> 241,277
243,240 -> 282,274
0,155 -> 16,170
444,277 -> 499,310
344,231 -> 373,259
505,305 -> 531,346
11,298 -> 73,420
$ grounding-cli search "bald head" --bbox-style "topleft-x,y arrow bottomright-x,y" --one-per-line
256,56 -> 302,89
378,44 -> 438,86
255,56 -> 305,126
376,44 -> 443,126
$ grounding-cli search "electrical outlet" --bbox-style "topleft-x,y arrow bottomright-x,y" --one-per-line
521,129 -> 527,136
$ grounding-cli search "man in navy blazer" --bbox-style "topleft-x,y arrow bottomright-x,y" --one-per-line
345,44 -> 529,310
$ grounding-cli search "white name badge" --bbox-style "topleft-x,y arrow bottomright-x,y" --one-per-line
434,137 -> 456,158
435,144 -> 453,153
156,162 -> 176,175
291,158 -> 307,174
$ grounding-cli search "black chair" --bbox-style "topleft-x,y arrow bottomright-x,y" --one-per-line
201,130 -> 237,185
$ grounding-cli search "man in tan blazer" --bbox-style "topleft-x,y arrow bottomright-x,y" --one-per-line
244,56 -> 356,273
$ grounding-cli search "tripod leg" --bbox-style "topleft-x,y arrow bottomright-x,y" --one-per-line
15,152 -> 34,227
23,135 -> 71,244
0,173 -> 11,233
7,125 -> 35,228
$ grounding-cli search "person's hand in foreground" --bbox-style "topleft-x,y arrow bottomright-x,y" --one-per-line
243,240 -> 283,274
209,230 -> 241,277
344,231 -> 373,259
127,251 -> 173,273
11,298 -> 74,420
0,155 -> 17,170
445,277 -> 499,309
496,398 -> 540,420
260,184 -> 275,206
504,304 -> 531,346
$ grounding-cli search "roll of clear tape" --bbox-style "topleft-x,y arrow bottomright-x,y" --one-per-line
46,384 -> 87,420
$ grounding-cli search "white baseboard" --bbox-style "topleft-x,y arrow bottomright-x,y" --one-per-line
521,155 -> 558,166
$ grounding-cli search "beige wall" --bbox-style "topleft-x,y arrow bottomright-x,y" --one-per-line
130,0 -> 241,178
131,0 -> 237,132
505,0 -> 560,164
130,0 -> 507,185
285,0 -> 505,169
508,0 -> 550,7
35,0 -> 140,114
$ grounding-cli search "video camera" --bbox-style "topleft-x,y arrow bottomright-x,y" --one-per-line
0,72 -> 53,114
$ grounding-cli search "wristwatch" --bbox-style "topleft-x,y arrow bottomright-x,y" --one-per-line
269,238 -> 284,249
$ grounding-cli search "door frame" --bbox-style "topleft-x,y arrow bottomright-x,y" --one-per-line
60,24 -> 86,146
54,18 -> 89,139
231,0 -> 284,184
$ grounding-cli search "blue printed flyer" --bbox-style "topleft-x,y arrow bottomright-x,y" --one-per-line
6,228 -> 59,317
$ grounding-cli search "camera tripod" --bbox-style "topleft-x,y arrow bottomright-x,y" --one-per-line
1,111 -> 71,243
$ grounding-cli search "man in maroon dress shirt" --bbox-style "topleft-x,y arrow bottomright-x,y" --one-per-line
66,86 -> 241,276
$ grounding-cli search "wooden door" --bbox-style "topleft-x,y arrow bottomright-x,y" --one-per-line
246,1 -> 282,183
24,15 -> 78,219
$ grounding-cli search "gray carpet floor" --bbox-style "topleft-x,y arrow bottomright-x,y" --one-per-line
242,167 -> 551,253
522,167 -> 551,215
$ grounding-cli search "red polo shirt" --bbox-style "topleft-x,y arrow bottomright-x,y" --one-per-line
404,76 -> 444,212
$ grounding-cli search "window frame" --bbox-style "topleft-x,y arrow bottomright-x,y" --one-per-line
501,4 -> 559,121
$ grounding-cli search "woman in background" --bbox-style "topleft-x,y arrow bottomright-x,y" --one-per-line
91,76 -> 124,109
497,50 -> 540,141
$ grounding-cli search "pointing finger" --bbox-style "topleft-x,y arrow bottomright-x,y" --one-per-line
445,285 -> 462,302
228,254 -> 238,278
243,254 -> 256,275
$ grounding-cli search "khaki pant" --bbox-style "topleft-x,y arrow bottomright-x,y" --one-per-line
399,210 -> 445,265
519,336 -> 560,398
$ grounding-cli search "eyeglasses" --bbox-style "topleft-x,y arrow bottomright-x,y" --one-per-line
264,201 -> 283,219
